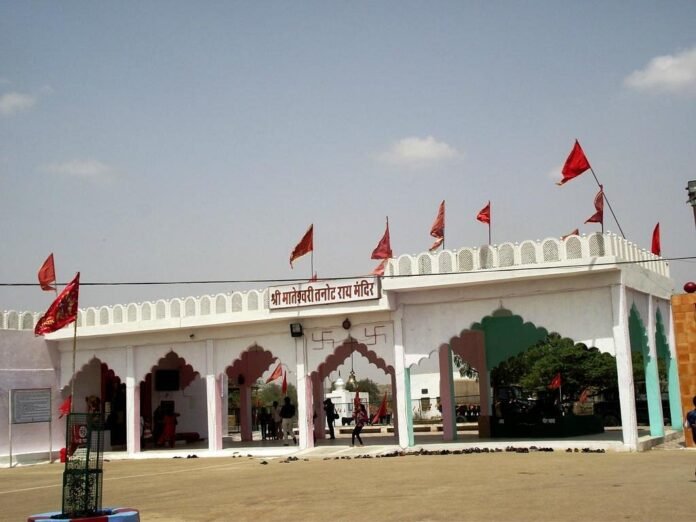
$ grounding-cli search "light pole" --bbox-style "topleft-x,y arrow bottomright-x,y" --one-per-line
686,180 -> 696,231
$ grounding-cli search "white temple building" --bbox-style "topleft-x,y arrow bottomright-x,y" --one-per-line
0,232 -> 681,462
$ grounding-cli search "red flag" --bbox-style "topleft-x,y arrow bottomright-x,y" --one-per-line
651,222 -> 661,256
579,388 -> 590,404
289,224 -> 313,268
371,219 -> 393,260
476,201 -> 490,225
548,372 -> 562,390
265,363 -> 283,383
58,395 -> 72,418
429,200 -> 445,251
38,253 -> 56,291
371,259 -> 388,276
281,371 -> 287,395
584,186 -> 604,224
371,393 -> 388,424
34,273 -> 80,336
557,140 -> 591,186
561,228 -> 580,240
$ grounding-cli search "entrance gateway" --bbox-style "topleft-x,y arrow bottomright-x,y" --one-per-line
0,232 -> 679,456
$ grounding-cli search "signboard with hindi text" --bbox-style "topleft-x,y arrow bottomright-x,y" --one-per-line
269,277 -> 381,309
11,388 -> 52,424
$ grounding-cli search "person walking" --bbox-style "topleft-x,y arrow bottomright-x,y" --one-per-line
323,398 -> 338,440
259,407 -> 270,440
351,403 -> 368,447
684,395 -> 696,475
271,400 -> 282,440
280,396 -> 297,445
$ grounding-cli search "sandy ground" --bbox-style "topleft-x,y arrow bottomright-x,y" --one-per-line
1,447 -> 695,522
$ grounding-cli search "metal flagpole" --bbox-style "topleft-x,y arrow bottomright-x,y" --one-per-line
70,318 -> 78,413
488,223 -> 491,246
589,168 -> 625,239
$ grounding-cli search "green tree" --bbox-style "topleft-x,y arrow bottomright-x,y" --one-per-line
453,355 -> 479,380
490,333 -> 618,399
257,382 -> 297,407
344,378 -> 380,403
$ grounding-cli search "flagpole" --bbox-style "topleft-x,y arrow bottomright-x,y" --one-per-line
69,317 -> 77,413
310,251 -> 314,281
588,167 -> 625,239
488,223 -> 491,246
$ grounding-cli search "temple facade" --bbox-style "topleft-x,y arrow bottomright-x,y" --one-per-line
0,232 -> 680,460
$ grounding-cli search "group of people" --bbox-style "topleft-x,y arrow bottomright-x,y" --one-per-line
322,397 -> 369,446
258,397 -> 297,444
457,403 -> 481,422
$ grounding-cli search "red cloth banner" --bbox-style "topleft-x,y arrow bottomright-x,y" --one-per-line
58,395 -> 72,418
371,393 -> 388,424
38,253 -> 56,291
584,186 -> 604,224
561,228 -> 580,240
265,363 -> 283,383
34,272 -> 80,336
651,222 -> 661,256
371,219 -> 393,260
476,201 -> 491,224
429,200 -> 445,251
557,140 -> 591,186
548,372 -> 562,390
281,371 -> 287,395
371,258 -> 388,276
289,224 -> 313,268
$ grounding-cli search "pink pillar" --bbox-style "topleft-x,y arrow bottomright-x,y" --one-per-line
390,373 -> 399,440
239,384 -> 253,442
439,345 -> 456,442
312,374 -> 325,440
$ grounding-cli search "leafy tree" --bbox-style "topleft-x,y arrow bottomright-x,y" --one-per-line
490,333 -> 618,399
256,382 -> 297,407
453,355 -> 479,380
344,378 -> 380,403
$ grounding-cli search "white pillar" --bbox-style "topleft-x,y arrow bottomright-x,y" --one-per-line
125,346 -> 140,455
393,307 -> 410,449
295,336 -> 313,449
612,284 -> 638,450
206,340 -> 223,451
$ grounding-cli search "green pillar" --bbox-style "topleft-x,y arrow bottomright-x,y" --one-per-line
656,310 -> 682,430
630,307 -> 664,437
404,367 -> 414,447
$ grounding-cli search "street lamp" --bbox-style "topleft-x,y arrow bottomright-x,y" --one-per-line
686,180 -> 696,230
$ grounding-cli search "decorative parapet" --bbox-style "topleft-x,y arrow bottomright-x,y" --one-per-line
385,232 -> 668,279
0,232 -> 668,332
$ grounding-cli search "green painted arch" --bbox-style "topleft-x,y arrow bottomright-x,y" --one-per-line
628,304 -> 664,436
655,309 -> 669,359
628,306 -> 650,359
471,307 -> 548,369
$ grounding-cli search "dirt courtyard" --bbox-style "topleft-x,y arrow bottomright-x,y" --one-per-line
1,448 -> 695,522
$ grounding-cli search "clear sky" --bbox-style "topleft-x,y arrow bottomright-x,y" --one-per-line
2,1 -> 696,319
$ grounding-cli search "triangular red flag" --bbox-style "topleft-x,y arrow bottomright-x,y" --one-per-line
371,393 -> 388,424
38,253 -> 56,291
58,395 -> 72,418
561,228 -> 580,240
548,372 -> 562,390
584,186 -> 604,224
651,222 -> 661,256
281,371 -> 288,395
429,200 -> 445,251
265,363 -> 283,383
557,140 -> 591,186
34,273 -> 80,336
289,224 -> 313,268
371,258 -> 389,277
579,388 -> 590,404
476,201 -> 490,225
371,219 -> 393,260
